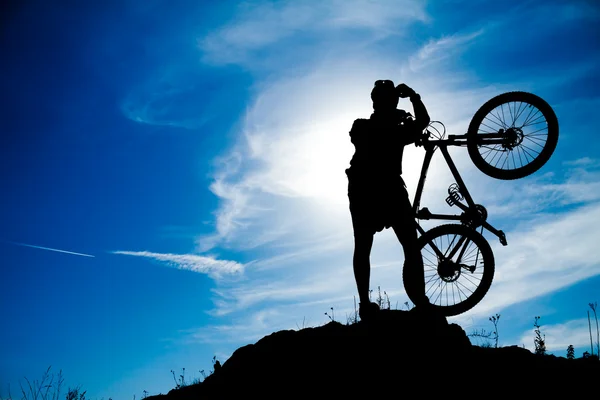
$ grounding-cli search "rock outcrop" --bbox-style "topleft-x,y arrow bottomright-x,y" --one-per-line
147,309 -> 599,399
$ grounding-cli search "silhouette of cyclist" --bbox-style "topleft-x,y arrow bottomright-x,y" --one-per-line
346,80 -> 431,321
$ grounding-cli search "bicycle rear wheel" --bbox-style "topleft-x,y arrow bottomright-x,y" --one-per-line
403,224 -> 494,316
467,91 -> 559,180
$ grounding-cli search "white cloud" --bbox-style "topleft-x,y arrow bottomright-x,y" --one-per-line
122,0 -> 600,350
518,318 -> 597,353
408,29 -> 484,72
198,0 -> 428,66
196,12 -> 600,326
196,50 -> 511,253
112,250 -> 244,279
208,263 -> 356,316
180,305 -> 324,347
452,200 -> 600,322
471,158 -> 600,220
564,157 -> 598,167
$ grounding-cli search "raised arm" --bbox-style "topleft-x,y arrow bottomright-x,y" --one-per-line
397,83 -> 430,131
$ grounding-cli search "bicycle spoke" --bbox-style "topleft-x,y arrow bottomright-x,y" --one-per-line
481,119 -> 503,133
511,102 -> 519,125
517,142 -> 524,167
454,280 -> 470,299
425,273 -> 439,286
454,282 -> 463,302
508,101 -> 515,126
422,249 -> 437,265
513,101 -> 528,124
433,283 -> 444,305
500,103 -> 508,130
523,111 -> 544,128
488,146 -> 505,168
486,108 -> 508,129
480,145 -> 501,157
511,149 -> 517,170
519,145 -> 534,163
523,119 -> 548,127
444,234 -> 459,258
492,109 -> 508,130
423,257 -> 437,269
520,147 -> 538,163
452,281 -> 456,305
524,135 -> 547,148
520,142 -> 541,157
461,273 -> 481,286
481,145 -> 499,159
500,151 -> 509,170
425,276 -> 441,296
472,93 -> 556,179
462,243 -> 479,260
419,229 -> 490,310
520,105 -> 538,127
456,279 -> 475,295
525,127 -> 549,136
513,102 -> 524,124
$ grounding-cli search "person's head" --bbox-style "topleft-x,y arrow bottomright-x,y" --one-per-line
371,80 -> 399,112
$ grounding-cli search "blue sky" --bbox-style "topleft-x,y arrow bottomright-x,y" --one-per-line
1,0 -> 599,397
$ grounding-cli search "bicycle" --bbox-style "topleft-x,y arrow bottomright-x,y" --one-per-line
402,91 -> 559,316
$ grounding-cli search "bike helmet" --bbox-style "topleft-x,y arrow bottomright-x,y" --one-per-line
371,79 -> 399,110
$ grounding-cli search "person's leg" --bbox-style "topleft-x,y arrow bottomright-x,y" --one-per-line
390,176 -> 430,306
392,221 -> 428,306
353,230 -> 374,304
348,177 -> 381,319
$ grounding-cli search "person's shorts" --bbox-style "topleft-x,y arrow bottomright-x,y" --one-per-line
347,170 -> 414,235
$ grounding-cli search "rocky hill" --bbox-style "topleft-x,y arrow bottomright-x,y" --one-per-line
147,308 -> 599,398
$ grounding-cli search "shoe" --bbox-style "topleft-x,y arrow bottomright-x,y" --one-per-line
359,301 -> 380,321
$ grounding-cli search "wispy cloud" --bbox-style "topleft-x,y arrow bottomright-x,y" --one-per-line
119,64 -> 218,130
112,251 -> 244,279
518,318 -> 596,353
180,307 -> 291,344
564,157 -> 600,167
7,241 -> 95,258
472,157 -> 600,220
452,200 -> 600,322
194,5 -> 600,326
115,0 -> 600,352
198,0 -> 428,66
408,29 -> 484,72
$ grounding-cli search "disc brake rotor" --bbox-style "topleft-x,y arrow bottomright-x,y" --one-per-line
438,259 -> 461,282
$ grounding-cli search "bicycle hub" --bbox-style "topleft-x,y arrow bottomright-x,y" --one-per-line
502,127 -> 524,150
438,259 -> 461,282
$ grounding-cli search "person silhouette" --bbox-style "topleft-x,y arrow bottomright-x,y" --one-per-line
346,80 -> 431,321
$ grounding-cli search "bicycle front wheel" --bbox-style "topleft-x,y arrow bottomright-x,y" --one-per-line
404,224 -> 495,316
467,91 -> 559,180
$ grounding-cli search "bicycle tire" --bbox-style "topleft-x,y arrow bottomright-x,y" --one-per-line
467,91 -> 559,180
403,224 -> 494,316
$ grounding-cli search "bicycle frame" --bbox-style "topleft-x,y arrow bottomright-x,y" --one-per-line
411,132 -> 508,247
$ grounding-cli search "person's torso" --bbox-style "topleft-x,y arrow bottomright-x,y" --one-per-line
348,110 -> 412,177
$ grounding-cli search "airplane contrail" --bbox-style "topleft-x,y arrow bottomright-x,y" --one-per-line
6,241 -> 95,258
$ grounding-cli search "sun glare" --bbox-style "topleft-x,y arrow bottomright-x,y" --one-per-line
292,118 -> 355,205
